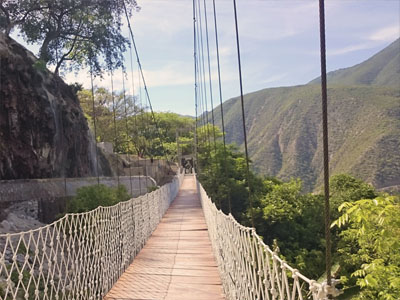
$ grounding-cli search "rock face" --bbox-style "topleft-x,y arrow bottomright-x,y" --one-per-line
0,33 -> 96,179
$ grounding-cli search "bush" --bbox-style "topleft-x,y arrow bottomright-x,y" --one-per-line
68,184 -> 131,213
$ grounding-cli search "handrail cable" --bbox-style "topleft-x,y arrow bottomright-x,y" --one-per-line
318,0 -> 332,292
232,0 -> 254,227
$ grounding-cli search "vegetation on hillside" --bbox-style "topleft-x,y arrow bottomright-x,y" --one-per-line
77,87 -> 195,161
210,39 -> 400,192
196,124 -> 400,299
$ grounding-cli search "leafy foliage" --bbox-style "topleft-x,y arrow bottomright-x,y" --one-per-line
332,195 -> 400,299
0,0 -> 140,74
78,87 -> 195,160
68,184 -> 131,213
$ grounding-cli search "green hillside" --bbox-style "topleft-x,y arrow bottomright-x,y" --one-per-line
310,38 -> 400,86
211,40 -> 400,192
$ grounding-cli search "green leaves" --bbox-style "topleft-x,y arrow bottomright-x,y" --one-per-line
1,0 -> 139,74
68,184 -> 131,213
334,195 -> 400,299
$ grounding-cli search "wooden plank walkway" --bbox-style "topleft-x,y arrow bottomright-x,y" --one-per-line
104,175 -> 225,300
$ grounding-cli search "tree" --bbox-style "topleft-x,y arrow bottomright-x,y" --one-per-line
0,0 -> 139,74
332,195 -> 400,299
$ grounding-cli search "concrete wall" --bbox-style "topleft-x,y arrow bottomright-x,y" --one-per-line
0,176 -> 156,203
0,176 -> 157,223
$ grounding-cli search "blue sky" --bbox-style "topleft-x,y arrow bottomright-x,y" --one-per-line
14,0 -> 400,116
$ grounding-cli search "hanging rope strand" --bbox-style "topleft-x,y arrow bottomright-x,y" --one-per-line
232,0 -> 254,227
318,0 -> 332,291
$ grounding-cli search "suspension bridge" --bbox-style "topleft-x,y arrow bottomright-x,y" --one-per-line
0,172 -> 333,300
0,0 -> 342,298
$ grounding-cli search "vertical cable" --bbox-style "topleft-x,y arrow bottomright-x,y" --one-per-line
212,0 -> 226,150
232,0 -> 254,227
196,0 -> 212,151
193,0 -> 199,173
212,0 -> 231,212
122,68 -> 134,195
128,36 -> 141,197
90,63 -> 100,185
110,70 -> 120,187
202,0 -> 217,153
318,0 -> 332,291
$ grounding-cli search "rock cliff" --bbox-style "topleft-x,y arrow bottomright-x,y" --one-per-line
0,33 -> 97,179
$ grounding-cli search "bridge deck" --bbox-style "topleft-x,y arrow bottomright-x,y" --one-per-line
104,175 -> 225,300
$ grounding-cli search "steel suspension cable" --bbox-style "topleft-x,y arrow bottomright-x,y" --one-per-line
123,1 -> 175,175
89,62 -> 100,185
196,0 -> 212,151
232,0 -> 254,227
193,0 -> 199,172
127,38 -> 142,196
194,3 -> 207,149
212,0 -> 231,213
110,69 -> 120,186
202,0 -> 217,153
212,0 -> 226,150
121,68 -> 134,195
318,0 -> 332,291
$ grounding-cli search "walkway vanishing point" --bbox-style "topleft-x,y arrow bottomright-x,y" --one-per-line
105,175 -> 225,300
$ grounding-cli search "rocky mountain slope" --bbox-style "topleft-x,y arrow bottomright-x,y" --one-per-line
0,33 -> 97,179
211,39 -> 400,191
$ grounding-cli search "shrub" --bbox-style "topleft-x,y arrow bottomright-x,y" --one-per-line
68,184 -> 130,213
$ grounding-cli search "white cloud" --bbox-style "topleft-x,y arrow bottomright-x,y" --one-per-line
369,24 -> 400,42
328,43 -> 373,56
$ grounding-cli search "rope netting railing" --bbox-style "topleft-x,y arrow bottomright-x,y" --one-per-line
0,171 -> 184,300
196,175 -> 332,300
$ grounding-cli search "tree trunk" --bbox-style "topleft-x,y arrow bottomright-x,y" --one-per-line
39,33 -> 55,63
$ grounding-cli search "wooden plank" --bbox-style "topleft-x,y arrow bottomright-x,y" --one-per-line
104,175 -> 225,300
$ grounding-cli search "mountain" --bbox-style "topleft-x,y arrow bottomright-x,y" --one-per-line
310,38 -> 400,86
211,39 -> 400,192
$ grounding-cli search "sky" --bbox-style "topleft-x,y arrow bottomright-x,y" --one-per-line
14,0 -> 400,116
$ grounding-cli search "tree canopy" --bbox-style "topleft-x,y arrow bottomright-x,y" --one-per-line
0,0 -> 139,74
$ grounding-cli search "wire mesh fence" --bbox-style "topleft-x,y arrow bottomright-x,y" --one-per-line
196,176 -> 329,300
0,171 -> 184,300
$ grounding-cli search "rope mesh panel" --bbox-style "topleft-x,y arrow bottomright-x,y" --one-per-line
196,176 -> 327,300
0,171 -> 184,300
